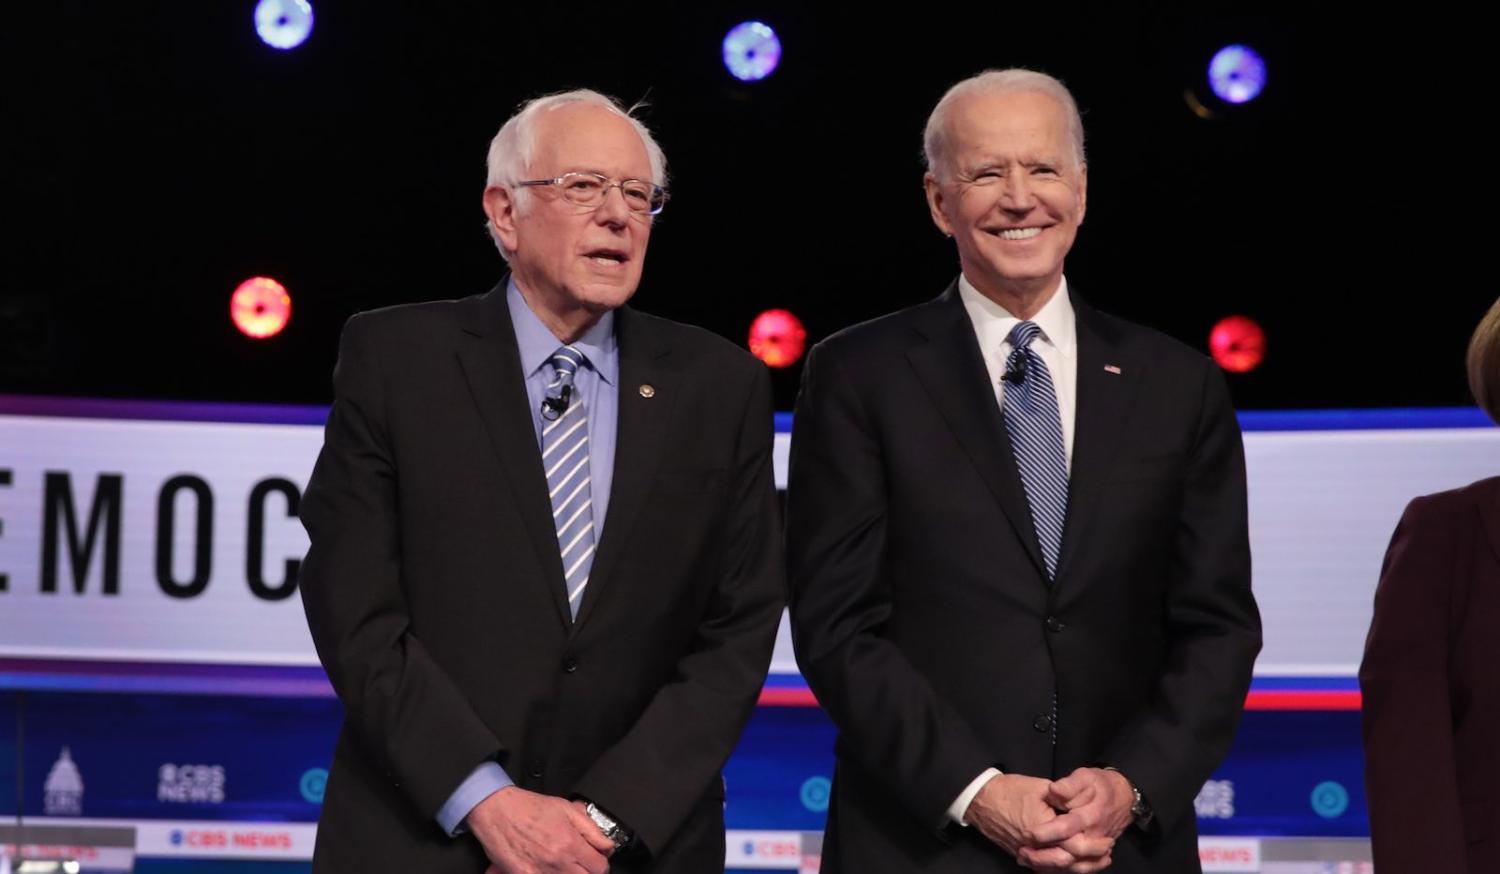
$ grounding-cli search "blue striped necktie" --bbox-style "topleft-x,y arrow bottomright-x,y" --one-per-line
541,345 -> 594,619
1000,321 -> 1069,581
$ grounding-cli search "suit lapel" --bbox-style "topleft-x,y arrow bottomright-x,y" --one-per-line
572,306 -> 676,632
455,283 -> 572,629
907,283 -> 1049,581
1052,295 -> 1139,595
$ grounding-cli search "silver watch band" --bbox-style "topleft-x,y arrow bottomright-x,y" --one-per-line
584,801 -> 630,849
1102,766 -> 1153,827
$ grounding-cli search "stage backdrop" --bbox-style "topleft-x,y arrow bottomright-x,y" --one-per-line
2,396 -> 1494,871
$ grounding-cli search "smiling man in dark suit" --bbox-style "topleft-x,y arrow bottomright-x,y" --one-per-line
787,68 -> 1262,873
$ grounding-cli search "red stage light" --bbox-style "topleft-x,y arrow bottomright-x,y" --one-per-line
231,277 -> 292,339
1209,315 -> 1265,373
748,309 -> 807,368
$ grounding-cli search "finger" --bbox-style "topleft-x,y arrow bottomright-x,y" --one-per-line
565,807 -> 617,855
1066,782 -> 1101,811
1027,810 -> 1088,845
1043,784 -> 1068,809
1017,845 -> 1080,870
1055,771 -> 1105,805
1052,771 -> 1092,796
1046,778 -> 1096,810
1066,854 -> 1113,874
577,825 -> 616,856
571,846 -> 610,874
1059,831 -> 1114,860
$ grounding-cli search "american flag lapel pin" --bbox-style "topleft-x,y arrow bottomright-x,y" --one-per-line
1103,364 -> 1122,375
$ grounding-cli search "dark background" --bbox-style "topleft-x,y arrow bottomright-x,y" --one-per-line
3,1 -> 1485,412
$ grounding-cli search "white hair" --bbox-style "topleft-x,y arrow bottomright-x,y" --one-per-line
923,68 -> 1086,180
484,89 -> 668,261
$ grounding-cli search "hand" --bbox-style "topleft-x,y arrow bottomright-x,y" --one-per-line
1016,768 -> 1135,871
963,772 -> 1116,873
960,773 -> 1084,870
467,785 -> 615,874
1016,833 -> 1115,874
571,799 -> 626,848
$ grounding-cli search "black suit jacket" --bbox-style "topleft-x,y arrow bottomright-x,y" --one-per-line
786,283 -> 1262,873
1360,476 -> 1500,874
298,281 -> 785,872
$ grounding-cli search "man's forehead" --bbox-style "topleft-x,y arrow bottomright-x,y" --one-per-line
951,139 -> 1073,173
530,107 -> 651,175
950,91 -> 1066,131
947,104 -> 1072,160
962,146 -> 1069,163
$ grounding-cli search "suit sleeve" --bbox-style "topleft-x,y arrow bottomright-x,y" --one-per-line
1098,360 -> 1262,836
786,342 -> 998,830
299,314 -> 505,822
1359,495 -> 1468,872
572,360 -> 785,857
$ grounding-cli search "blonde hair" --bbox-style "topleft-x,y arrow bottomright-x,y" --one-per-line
1467,296 -> 1500,423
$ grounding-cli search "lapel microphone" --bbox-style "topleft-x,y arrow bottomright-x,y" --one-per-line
540,384 -> 572,421
1002,355 -> 1028,385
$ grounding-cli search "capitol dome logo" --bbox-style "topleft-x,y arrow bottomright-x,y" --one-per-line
43,747 -> 85,816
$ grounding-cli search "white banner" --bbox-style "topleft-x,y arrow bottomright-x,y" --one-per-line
0,414 -> 319,664
22,818 -> 317,861
3,407 -> 1497,674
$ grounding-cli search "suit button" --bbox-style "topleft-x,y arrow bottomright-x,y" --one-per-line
561,657 -> 579,673
528,760 -> 544,779
1033,714 -> 1053,733
1045,617 -> 1065,633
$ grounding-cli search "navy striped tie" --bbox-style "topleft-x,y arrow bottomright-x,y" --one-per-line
1000,321 -> 1069,581
541,346 -> 594,619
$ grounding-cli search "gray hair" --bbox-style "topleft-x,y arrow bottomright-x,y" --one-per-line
484,89 -> 669,261
923,68 -> 1086,180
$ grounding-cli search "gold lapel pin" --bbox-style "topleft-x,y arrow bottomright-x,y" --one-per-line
639,384 -> 656,398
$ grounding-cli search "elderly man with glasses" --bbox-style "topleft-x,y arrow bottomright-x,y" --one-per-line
298,89 -> 785,874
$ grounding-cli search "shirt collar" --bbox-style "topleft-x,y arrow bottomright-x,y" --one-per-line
957,273 -> 1076,359
506,277 -> 618,385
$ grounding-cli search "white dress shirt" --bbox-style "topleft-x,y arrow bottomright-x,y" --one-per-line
947,273 -> 1079,825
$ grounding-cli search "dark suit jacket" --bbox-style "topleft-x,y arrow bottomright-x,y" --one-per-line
298,281 -> 785,872
1360,475 -> 1500,874
785,283 -> 1262,873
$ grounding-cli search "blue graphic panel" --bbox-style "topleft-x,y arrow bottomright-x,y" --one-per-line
0,690 -> 1375,850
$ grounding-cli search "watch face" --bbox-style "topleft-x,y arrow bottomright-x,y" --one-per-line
1132,798 -> 1153,825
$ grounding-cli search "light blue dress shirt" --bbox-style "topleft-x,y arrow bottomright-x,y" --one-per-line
435,278 -> 620,835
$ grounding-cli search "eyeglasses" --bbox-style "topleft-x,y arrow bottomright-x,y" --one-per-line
515,172 -> 668,216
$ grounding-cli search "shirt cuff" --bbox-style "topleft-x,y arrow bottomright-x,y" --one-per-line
948,767 -> 1003,826
436,762 -> 514,837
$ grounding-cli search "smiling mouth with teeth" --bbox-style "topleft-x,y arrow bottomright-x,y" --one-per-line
994,227 -> 1043,241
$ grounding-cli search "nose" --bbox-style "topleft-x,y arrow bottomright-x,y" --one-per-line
998,173 -> 1037,213
593,183 -> 632,229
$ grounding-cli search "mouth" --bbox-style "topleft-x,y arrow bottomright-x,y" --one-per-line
583,247 -> 630,267
987,226 -> 1046,241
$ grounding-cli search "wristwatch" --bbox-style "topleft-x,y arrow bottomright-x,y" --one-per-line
1103,767 -> 1154,828
584,801 -> 632,850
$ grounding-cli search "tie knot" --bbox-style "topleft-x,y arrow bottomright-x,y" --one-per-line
549,346 -> 585,382
1007,321 -> 1043,351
